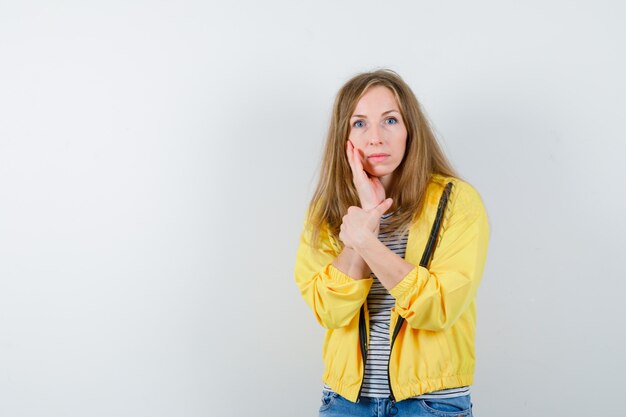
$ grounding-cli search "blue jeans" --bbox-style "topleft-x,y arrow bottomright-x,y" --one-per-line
319,391 -> 473,417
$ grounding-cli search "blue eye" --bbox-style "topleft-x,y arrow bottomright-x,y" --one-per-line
352,120 -> 365,128
385,117 -> 398,125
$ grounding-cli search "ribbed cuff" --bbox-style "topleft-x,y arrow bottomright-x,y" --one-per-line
389,265 -> 426,301
327,263 -> 373,285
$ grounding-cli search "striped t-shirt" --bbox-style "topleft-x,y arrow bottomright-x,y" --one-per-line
324,212 -> 470,400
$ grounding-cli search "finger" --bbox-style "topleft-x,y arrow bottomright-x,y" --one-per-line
372,198 -> 393,216
347,142 -> 368,186
351,144 -> 365,173
346,141 -> 361,174
345,140 -> 353,166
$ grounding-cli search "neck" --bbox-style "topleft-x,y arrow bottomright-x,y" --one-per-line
380,173 -> 394,194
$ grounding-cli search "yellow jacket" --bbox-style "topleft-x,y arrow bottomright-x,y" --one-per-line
294,174 -> 490,402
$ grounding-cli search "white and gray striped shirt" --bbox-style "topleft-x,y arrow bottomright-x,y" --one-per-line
324,212 -> 470,400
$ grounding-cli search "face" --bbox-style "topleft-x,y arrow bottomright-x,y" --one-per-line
348,85 -> 408,189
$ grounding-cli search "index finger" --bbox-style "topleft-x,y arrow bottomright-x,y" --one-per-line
346,140 -> 354,167
346,140 -> 364,176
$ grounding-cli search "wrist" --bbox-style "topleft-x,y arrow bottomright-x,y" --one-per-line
334,246 -> 371,280
352,231 -> 379,255
361,203 -> 378,211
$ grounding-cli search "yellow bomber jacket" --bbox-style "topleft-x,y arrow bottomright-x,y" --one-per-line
294,174 -> 490,402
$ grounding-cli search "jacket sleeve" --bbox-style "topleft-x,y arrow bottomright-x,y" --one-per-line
389,182 -> 490,331
294,213 -> 373,329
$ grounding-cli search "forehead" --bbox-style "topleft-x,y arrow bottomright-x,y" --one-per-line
352,85 -> 399,115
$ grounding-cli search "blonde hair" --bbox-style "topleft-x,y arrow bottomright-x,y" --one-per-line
308,69 -> 458,248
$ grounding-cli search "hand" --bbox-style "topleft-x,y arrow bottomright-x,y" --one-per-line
346,140 -> 386,211
339,198 -> 393,250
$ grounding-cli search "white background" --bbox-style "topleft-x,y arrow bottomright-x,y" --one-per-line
1,1 -> 625,416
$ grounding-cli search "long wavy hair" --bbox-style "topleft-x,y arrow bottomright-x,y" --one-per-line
308,69 -> 458,248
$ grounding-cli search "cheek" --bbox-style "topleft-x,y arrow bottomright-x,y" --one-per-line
347,137 -> 366,157
396,130 -> 408,155
347,131 -> 361,145
355,147 -> 368,164
399,139 -> 407,155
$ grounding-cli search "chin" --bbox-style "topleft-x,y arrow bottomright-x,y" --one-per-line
365,167 -> 394,178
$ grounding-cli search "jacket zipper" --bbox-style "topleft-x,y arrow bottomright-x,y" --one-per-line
420,182 -> 453,266
387,315 -> 405,403
356,304 -> 368,402
357,182 -> 453,404
387,182 -> 453,405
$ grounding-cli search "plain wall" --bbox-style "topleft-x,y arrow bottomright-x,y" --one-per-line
1,1 -> 625,416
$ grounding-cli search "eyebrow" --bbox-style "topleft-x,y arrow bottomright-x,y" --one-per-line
351,110 -> 400,118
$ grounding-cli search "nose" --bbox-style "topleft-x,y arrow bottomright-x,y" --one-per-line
367,124 -> 384,146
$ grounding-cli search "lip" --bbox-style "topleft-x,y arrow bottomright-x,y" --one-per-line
368,153 -> 390,162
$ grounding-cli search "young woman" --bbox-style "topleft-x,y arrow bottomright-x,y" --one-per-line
294,69 -> 489,417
